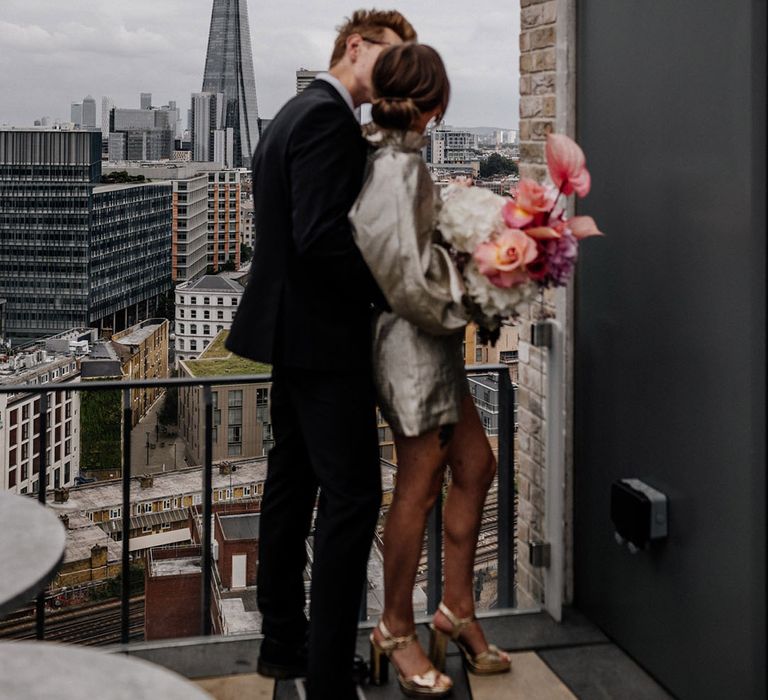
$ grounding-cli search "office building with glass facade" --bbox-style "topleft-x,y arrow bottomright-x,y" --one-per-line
201,0 -> 259,167
0,130 -> 173,342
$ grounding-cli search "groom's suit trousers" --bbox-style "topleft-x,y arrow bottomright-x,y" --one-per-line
257,364 -> 381,699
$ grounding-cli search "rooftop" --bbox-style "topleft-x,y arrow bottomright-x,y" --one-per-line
60,514 -> 121,565
150,556 -> 201,578
176,276 -> 243,294
112,320 -> 167,348
46,458 -> 269,515
93,181 -> 172,194
182,331 -> 270,378
218,514 -> 260,541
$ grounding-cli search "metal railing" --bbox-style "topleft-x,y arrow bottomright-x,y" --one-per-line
0,363 -> 516,643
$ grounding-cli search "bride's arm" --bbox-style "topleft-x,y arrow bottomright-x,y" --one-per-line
349,150 -> 468,335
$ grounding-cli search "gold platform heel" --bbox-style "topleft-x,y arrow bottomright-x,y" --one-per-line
429,602 -> 511,675
369,619 -> 453,697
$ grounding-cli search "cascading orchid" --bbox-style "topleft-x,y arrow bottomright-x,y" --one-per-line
437,132 -> 603,332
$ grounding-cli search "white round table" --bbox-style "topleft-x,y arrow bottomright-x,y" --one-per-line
0,642 -> 213,700
0,492 -> 66,618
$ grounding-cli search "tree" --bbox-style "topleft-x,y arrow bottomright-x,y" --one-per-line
101,171 -> 148,184
479,153 -> 519,179
241,242 -> 253,263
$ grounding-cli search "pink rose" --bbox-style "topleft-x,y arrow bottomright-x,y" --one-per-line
546,133 -> 591,197
474,229 -> 538,288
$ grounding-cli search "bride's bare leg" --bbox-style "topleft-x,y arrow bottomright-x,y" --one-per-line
435,394 -> 509,661
374,427 -> 450,678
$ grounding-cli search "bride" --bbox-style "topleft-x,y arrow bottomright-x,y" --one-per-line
350,43 -> 511,698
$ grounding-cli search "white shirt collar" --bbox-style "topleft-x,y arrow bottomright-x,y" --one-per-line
315,72 -> 355,113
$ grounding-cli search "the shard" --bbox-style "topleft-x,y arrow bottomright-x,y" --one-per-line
202,0 -> 260,167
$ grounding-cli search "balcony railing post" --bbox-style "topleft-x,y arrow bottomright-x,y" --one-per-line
35,391 -> 49,640
201,385 -> 213,636
426,488 -> 443,614
497,370 -> 516,609
121,388 -> 133,644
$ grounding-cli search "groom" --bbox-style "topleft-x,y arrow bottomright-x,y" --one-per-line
226,10 -> 417,699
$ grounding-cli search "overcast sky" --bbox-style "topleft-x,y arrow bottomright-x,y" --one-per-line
0,0 -> 520,129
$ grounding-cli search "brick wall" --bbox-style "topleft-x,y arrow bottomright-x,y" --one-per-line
516,0 -> 575,609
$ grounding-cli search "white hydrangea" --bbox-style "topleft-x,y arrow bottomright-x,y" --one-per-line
438,185 -> 507,253
464,260 -> 538,319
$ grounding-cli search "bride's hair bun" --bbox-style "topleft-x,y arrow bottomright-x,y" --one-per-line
371,96 -> 420,131
371,43 -> 450,131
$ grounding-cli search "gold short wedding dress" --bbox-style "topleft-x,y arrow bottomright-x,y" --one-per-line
349,127 -> 469,437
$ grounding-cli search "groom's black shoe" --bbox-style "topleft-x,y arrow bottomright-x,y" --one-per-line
257,637 -> 308,679
258,638 -> 369,686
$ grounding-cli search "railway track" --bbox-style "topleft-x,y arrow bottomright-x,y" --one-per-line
0,597 -> 144,646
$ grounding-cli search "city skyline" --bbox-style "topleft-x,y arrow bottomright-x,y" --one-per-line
0,0 -> 520,129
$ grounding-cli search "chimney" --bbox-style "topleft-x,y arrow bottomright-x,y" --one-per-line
54,488 -> 70,503
138,474 -> 154,489
219,462 -> 232,476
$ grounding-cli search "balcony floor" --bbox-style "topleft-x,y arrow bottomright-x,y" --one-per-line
122,608 -> 674,699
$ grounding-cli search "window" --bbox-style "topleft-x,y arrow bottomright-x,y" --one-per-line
203,310 -> 210,319
191,296 -> 197,305
228,389 -> 243,408
109,507 -> 122,520
203,325 -> 210,336
193,494 -> 202,505
162,499 -> 171,511
179,323 -> 185,334
243,486 -> 251,496
203,297 -> 210,305
217,310 -> 224,319
217,297 -> 224,305
231,297 -> 238,305
190,324 -> 197,335
172,497 -> 179,508
190,309 -> 197,319
179,308 -> 185,318
256,388 -> 269,405
228,443 -> 242,456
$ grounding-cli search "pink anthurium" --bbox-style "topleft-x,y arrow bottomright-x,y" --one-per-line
524,226 -> 561,240
568,215 -> 604,239
546,133 -> 591,197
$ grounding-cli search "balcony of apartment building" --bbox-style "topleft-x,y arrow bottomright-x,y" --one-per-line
0,3 -> 765,700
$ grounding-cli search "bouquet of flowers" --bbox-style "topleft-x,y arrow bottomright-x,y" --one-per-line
438,133 -> 603,336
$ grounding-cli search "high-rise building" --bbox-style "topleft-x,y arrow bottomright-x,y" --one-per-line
191,92 -> 224,162
102,162 -> 240,278
70,102 -> 82,126
108,107 -> 174,161
141,92 -> 153,110
101,97 -> 114,139
82,95 -> 97,128
201,0 -> 259,167
0,130 -> 173,342
296,69 -> 320,94
207,170 -> 241,271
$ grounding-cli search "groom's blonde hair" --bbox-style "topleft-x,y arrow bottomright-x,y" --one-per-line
330,9 -> 417,67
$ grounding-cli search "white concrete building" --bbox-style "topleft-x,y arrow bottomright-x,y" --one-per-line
174,276 -> 244,363
0,329 -> 96,494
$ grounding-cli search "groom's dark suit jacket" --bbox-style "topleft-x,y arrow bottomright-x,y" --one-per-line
226,80 -> 382,370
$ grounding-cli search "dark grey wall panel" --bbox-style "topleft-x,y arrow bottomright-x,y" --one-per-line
574,2 -> 765,699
